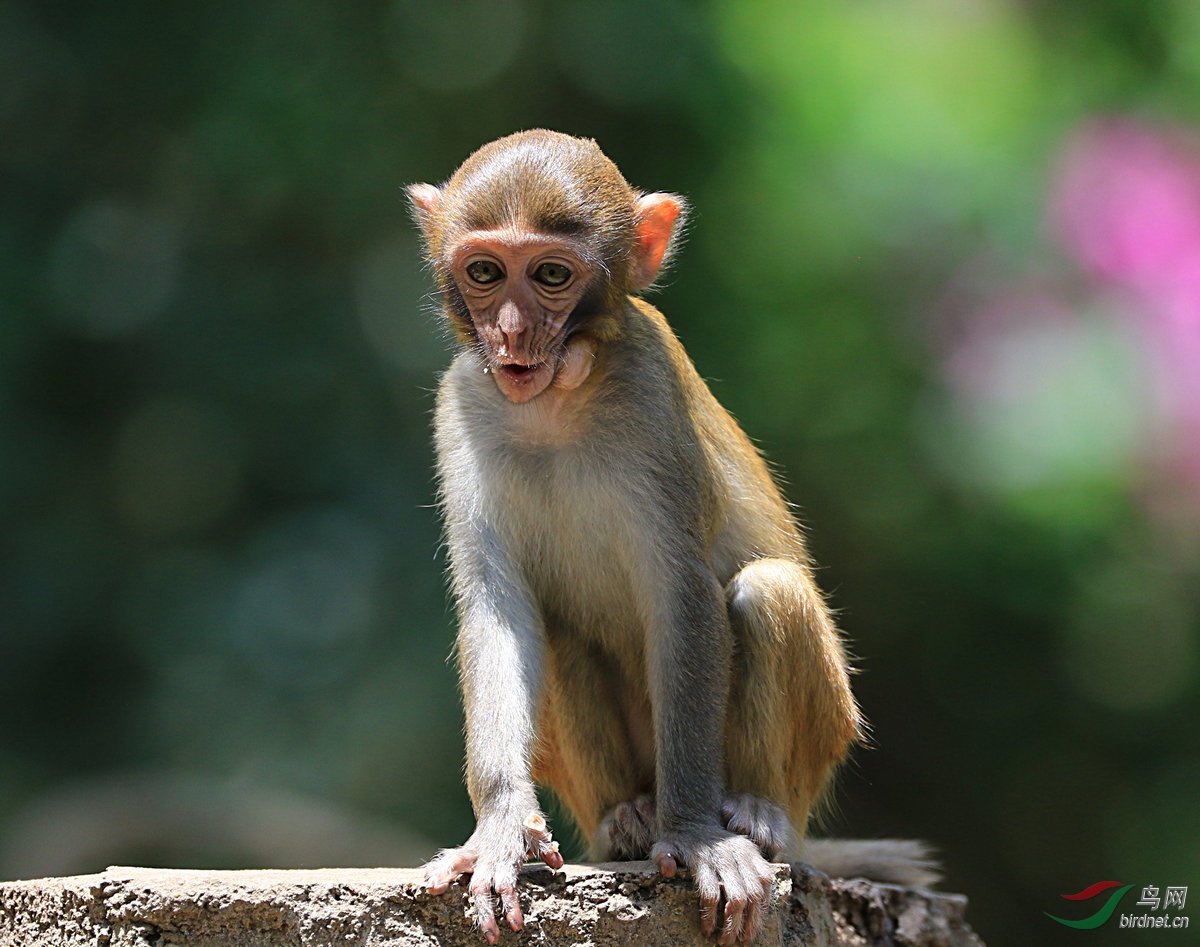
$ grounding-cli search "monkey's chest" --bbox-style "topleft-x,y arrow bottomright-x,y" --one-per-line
531,514 -> 644,641
500,452 -> 649,642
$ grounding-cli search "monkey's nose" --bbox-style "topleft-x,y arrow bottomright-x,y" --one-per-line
496,302 -> 530,353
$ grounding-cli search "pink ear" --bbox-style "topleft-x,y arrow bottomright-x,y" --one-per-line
632,193 -> 684,289
406,183 -> 442,222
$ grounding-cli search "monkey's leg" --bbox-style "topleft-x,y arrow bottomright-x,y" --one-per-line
593,794 -> 656,860
723,558 -> 861,858
597,790 -> 792,862
598,792 -> 787,862
532,637 -> 651,856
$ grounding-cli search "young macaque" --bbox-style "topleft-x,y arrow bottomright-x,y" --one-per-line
408,130 -> 935,945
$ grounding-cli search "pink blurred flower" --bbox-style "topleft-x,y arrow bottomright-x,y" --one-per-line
1051,119 -> 1200,286
1051,118 -> 1200,484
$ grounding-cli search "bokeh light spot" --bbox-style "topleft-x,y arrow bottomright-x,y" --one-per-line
388,0 -> 525,92
224,510 -> 382,690
47,201 -> 184,338
551,0 -> 697,107
923,307 -> 1153,508
354,234 -> 445,373
110,399 -> 244,539
1062,561 -> 1197,711
0,6 -> 83,173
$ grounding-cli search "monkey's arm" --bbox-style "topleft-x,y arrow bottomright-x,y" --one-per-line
639,543 -> 776,945
423,465 -> 564,942
423,532 -> 563,942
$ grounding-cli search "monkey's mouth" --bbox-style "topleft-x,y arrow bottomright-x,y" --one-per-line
492,358 -> 554,403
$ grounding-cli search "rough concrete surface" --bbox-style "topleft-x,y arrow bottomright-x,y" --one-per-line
0,861 -> 985,946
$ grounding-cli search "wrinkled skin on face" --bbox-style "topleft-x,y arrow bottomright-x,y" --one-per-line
450,226 -> 596,403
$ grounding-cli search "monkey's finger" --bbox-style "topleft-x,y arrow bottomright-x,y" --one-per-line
737,865 -> 772,943
720,796 -> 740,823
523,812 -> 564,869
540,844 -> 564,871
634,795 -> 655,823
424,849 -> 476,893
699,894 -> 721,939
741,894 -> 764,944
655,851 -> 679,878
476,908 -> 500,945
498,883 -> 524,933
692,863 -> 722,938
718,891 -> 746,946
470,886 -> 499,945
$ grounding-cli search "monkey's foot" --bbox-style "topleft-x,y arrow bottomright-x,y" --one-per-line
594,794 -> 655,860
652,827 -> 774,945
721,792 -> 795,862
423,811 -> 564,944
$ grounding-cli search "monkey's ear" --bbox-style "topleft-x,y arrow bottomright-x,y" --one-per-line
406,183 -> 443,239
631,192 -> 687,290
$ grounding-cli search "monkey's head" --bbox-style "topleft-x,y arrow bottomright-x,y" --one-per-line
408,130 -> 686,403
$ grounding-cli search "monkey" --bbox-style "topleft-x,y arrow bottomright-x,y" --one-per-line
407,130 -> 936,945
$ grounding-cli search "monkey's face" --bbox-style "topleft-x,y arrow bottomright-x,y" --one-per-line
450,228 -> 595,404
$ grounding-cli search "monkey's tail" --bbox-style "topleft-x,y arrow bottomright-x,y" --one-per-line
797,838 -> 941,888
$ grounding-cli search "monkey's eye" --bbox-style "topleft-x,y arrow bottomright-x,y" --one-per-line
466,260 -> 503,285
533,262 -> 572,287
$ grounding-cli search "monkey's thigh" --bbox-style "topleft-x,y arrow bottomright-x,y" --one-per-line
723,558 -> 860,830
530,636 -> 647,840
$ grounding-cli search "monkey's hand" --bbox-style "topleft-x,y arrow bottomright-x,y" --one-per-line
423,810 -> 564,944
652,826 -> 774,945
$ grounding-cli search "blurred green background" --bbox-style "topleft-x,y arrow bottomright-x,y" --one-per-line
2,0 -> 1198,943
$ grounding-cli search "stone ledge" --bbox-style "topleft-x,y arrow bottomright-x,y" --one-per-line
0,862 -> 985,946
